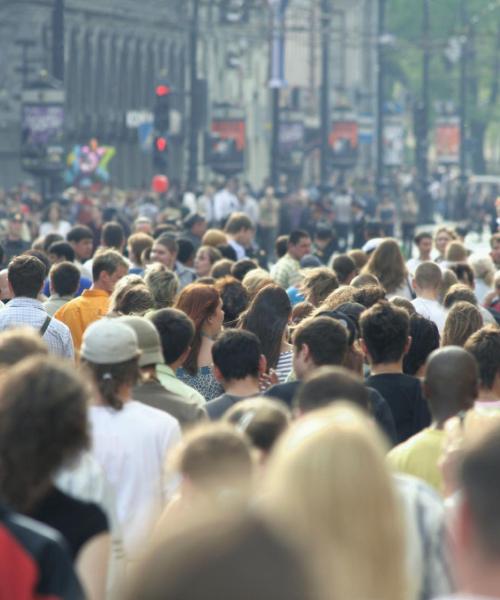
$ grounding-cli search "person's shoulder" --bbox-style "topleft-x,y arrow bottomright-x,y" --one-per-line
128,399 -> 180,430
206,393 -> 234,419
265,381 -> 299,406
52,488 -> 109,532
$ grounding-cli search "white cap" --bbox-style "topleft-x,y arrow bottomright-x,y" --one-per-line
361,238 -> 384,254
80,318 -> 140,364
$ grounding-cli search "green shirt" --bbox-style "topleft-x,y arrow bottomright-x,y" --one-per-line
156,363 -> 205,406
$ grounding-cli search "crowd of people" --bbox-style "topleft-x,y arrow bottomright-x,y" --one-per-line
1,178 -> 500,600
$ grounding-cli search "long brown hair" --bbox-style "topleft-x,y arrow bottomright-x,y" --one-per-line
175,284 -> 221,375
362,239 -> 408,294
441,301 -> 483,348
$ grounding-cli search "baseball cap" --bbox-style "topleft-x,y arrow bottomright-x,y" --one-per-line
300,254 -> 322,268
116,316 -> 163,367
361,238 -> 384,254
80,318 -> 140,364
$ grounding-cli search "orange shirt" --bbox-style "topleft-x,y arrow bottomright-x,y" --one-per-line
54,288 -> 110,351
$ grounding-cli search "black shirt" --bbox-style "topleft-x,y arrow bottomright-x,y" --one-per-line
207,393 -> 254,420
31,487 -> 108,560
366,373 -> 431,444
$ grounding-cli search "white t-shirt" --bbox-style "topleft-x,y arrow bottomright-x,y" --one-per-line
411,297 -> 447,334
89,400 -> 181,557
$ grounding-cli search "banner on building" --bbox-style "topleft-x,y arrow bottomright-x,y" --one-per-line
384,117 -> 405,167
279,120 -> 304,172
435,117 -> 460,165
21,86 -> 65,174
208,118 -> 246,175
329,119 -> 359,168
65,139 -> 116,187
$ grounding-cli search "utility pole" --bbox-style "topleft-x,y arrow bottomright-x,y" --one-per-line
458,0 -> 468,220
416,0 -> 433,223
320,0 -> 331,189
375,0 -> 386,202
268,0 -> 288,189
188,0 -> 200,186
52,0 -> 64,82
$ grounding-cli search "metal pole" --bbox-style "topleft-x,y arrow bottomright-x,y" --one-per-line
269,1 -> 287,189
320,0 -> 331,189
188,0 -> 200,186
458,0 -> 468,220
52,0 -> 64,82
418,0 -> 432,223
375,0 -> 386,202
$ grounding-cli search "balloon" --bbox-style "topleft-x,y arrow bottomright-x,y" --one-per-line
151,174 -> 169,194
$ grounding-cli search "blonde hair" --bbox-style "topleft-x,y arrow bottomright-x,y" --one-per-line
263,404 -> 408,600
241,268 -> 274,300
201,228 -> 227,248
469,255 -> 496,287
300,267 -> 339,307
315,285 -> 355,313
442,301 -> 483,347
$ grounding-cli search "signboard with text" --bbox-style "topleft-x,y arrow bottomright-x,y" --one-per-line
435,117 -> 460,165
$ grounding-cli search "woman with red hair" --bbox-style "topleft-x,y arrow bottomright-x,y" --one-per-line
174,283 -> 225,401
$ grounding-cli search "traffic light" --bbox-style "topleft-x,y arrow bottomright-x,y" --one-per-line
153,80 -> 171,172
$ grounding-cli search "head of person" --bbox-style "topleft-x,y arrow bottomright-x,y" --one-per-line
0,356 -> 90,513
465,325 -> 500,394
449,263 -> 475,289
414,231 -> 433,259
151,235 -> 178,270
212,330 -> 265,388
144,263 -> 179,309
230,258 -> 258,282
287,230 -> 312,261
443,283 -> 477,310
45,201 -> 61,222
241,268 -> 274,301
109,284 -> 155,316
80,318 -> 141,410
332,254 -> 357,285
7,255 -> 46,299
116,315 -> 164,374
194,245 -> 222,278
439,268 -> 459,302
42,232 -> 64,254
362,238 -> 407,294
214,276 -> 248,327
352,284 -> 386,308
48,240 -> 75,264
210,258 -> 235,280
350,272 -> 380,288
402,314 -> 440,377
469,255 -> 495,287
184,214 -> 207,239
390,296 -> 416,315
445,240 -> 468,264
300,268 -> 339,307
177,239 -> 196,268
423,347 -> 478,425
348,249 -> 369,271
23,249 -> 50,279
413,261 -> 442,295
174,284 -> 224,375
0,269 -> 12,302
0,328 -> 48,369
275,235 -> 289,259
294,366 -> 370,416
171,423 -> 253,506
148,308 -> 195,368
127,232 -> 153,267
92,249 -> 129,294
291,316 -> 348,380
67,225 -> 94,261
450,423 -> 500,589
224,213 -> 254,247
435,227 -> 457,257
127,513 -> 317,600
239,284 -> 291,371
101,221 -> 125,251
489,232 -> 500,266
7,213 -> 24,239
360,301 -> 410,366
264,404 -> 406,600
224,397 -> 290,459
316,286 -> 355,312
134,216 -> 153,235
216,244 -> 238,261
49,261 -> 80,298
201,229 -> 227,248
442,301 -> 483,347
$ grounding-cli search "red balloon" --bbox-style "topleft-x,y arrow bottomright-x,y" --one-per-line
152,174 -> 169,194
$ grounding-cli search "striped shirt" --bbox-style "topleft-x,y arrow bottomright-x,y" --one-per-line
275,351 -> 293,384
0,297 -> 74,360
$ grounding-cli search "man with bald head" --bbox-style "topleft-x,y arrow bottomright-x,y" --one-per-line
388,346 -> 478,493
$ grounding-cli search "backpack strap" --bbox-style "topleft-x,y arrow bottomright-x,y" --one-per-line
39,315 -> 51,336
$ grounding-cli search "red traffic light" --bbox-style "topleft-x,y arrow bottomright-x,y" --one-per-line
155,84 -> 170,97
155,137 -> 168,152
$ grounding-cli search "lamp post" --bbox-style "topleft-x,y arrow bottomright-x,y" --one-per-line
375,0 -> 386,202
52,0 -> 64,83
188,0 -> 200,186
320,0 -> 331,189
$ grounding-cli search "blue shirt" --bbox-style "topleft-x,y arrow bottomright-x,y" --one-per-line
43,276 -> 92,298
0,297 -> 74,360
